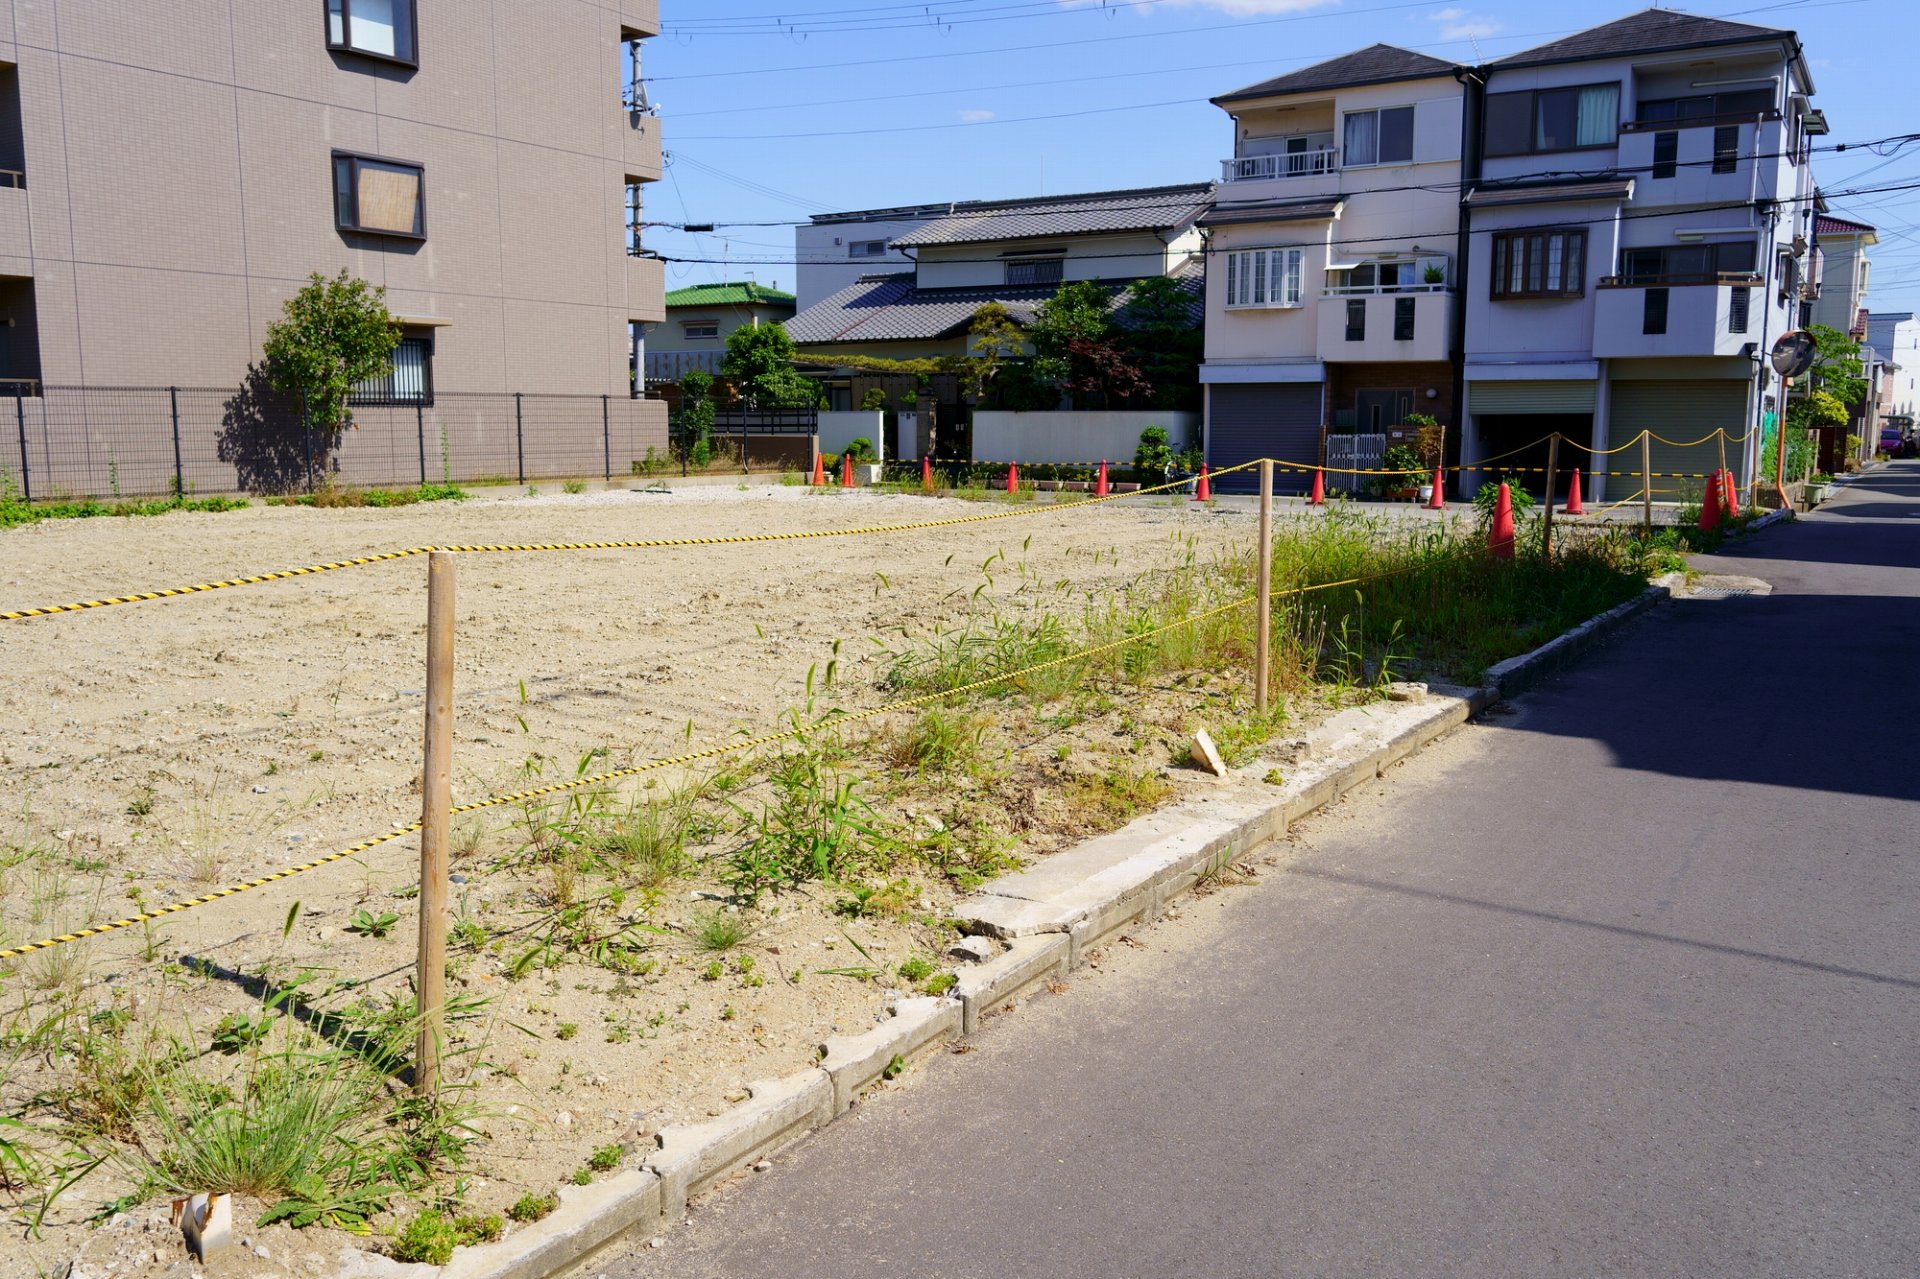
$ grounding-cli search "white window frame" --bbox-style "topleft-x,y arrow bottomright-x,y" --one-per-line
1341,105 -> 1415,168
1225,247 -> 1306,309
682,321 -> 720,340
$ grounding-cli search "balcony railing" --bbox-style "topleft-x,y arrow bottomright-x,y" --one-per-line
1322,282 -> 1451,296
1620,109 -> 1780,133
1221,150 -> 1338,183
1599,271 -> 1761,287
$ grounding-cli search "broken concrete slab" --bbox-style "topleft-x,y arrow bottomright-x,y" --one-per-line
646,1071 -> 833,1221
818,996 -> 962,1114
442,1170 -> 662,1279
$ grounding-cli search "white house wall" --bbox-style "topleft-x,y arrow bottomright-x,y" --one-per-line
913,232 -> 1181,290
796,217 -> 929,309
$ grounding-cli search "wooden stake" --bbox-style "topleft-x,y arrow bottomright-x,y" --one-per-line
1641,431 -> 1654,534
1542,433 -> 1560,562
1256,459 -> 1273,714
417,552 -> 455,1097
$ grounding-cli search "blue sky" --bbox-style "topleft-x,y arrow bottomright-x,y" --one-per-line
646,0 -> 1920,316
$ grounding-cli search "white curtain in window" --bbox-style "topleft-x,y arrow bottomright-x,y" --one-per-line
1344,112 -> 1378,166
1576,86 -> 1619,147
352,0 -> 399,57
1545,236 -> 1565,292
1252,252 -> 1269,305
1281,250 -> 1303,306
392,341 -> 427,400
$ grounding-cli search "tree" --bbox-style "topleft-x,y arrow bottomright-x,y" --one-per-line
961,303 -> 1026,405
1776,323 -> 1866,478
263,271 -> 399,436
1028,280 -> 1147,409
720,323 -> 817,409
1117,276 -> 1202,411
678,369 -> 717,467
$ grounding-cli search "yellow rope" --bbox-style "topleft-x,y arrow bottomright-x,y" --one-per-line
0,554 -> 1456,963
1,465 -> 1253,623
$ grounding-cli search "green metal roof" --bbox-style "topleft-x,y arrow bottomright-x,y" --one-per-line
663,281 -> 796,309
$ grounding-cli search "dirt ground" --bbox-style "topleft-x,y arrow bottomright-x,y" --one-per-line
2,481 -> 1275,1276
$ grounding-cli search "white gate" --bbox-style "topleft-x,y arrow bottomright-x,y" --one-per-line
1325,433 -> 1385,493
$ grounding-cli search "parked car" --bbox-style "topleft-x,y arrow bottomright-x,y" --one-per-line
1879,426 -> 1904,455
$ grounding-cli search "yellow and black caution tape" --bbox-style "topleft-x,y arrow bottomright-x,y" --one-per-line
0,552 -> 1459,963
1,464 -> 1255,624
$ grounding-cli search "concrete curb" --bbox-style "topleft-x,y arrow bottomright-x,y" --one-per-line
359,569 -> 1683,1279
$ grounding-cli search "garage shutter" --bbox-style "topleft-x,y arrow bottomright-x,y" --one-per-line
1608,381 -> 1748,500
1468,380 -> 1598,414
1207,383 -> 1322,493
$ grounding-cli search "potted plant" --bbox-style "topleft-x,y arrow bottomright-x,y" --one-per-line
1423,263 -> 1446,286
1381,443 -> 1424,500
1804,471 -> 1833,506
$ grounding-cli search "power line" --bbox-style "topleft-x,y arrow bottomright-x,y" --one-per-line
646,0 -> 1451,82
645,178 -> 1920,271
642,132 -> 1920,230
665,0 -> 1181,36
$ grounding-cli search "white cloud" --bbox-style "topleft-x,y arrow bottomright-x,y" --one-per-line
1428,6 -> 1498,41
959,109 -> 996,123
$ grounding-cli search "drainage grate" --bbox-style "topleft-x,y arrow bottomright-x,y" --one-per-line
1690,587 -> 1762,600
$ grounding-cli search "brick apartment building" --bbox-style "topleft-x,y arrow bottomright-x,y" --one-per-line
0,0 -> 665,421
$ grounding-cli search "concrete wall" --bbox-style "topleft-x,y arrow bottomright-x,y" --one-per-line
818,410 -> 887,461
972,410 -> 1199,464
0,0 -> 660,397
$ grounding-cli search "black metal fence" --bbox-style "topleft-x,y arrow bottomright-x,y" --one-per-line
2,385 -> 674,501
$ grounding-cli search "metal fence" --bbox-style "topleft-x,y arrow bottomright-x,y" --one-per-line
2,385 -> 674,501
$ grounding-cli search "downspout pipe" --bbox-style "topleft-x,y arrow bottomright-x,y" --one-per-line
1450,65 -> 1488,485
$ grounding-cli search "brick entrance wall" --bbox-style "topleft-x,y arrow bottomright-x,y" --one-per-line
1325,362 -> 1456,434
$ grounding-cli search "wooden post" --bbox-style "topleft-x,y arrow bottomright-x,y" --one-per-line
1542,433 -> 1559,562
1716,427 -> 1728,491
1640,430 -> 1653,534
416,552 -> 455,1097
1256,459 -> 1273,714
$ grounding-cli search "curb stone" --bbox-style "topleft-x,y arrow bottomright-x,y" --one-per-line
439,1171 -> 661,1279
646,1070 -> 833,1221
322,570 -> 1682,1279
819,996 -> 963,1114
952,935 -> 1070,1034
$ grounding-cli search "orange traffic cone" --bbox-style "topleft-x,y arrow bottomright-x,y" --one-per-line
1425,469 -> 1445,511
1005,462 -> 1019,493
1564,468 -> 1585,515
1721,469 -> 1741,519
921,455 -> 933,492
840,453 -> 854,489
1307,470 -> 1326,506
1698,470 -> 1722,530
1095,460 -> 1110,497
1488,483 -> 1515,559
811,451 -> 826,486
1193,464 -> 1211,502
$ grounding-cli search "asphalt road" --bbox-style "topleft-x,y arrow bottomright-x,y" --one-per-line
619,463 -> 1920,1279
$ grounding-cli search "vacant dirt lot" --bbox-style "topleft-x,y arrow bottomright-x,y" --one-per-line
1,481 -> 1266,1274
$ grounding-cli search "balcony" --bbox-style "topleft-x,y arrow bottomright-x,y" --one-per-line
1221,150 -> 1339,184
0,179 -> 28,266
1316,290 -> 1453,364
1617,117 -> 1789,205
1592,275 -> 1762,359
627,253 -> 665,323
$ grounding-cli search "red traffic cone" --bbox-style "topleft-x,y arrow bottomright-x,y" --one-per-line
1721,469 -> 1741,519
1095,459 -> 1110,497
1425,468 -> 1446,510
1307,469 -> 1326,506
811,451 -> 826,487
1698,470 -> 1722,530
1005,462 -> 1019,493
1193,463 -> 1212,502
1563,467 -> 1585,515
921,455 -> 933,492
840,453 -> 855,489
1488,483 -> 1516,559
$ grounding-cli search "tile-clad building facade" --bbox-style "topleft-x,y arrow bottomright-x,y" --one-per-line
0,0 -> 664,409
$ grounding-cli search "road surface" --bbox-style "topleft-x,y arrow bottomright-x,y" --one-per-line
619,462 -> 1920,1278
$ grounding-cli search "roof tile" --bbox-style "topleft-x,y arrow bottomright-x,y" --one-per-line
887,184 -> 1212,248
1214,44 -> 1456,105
